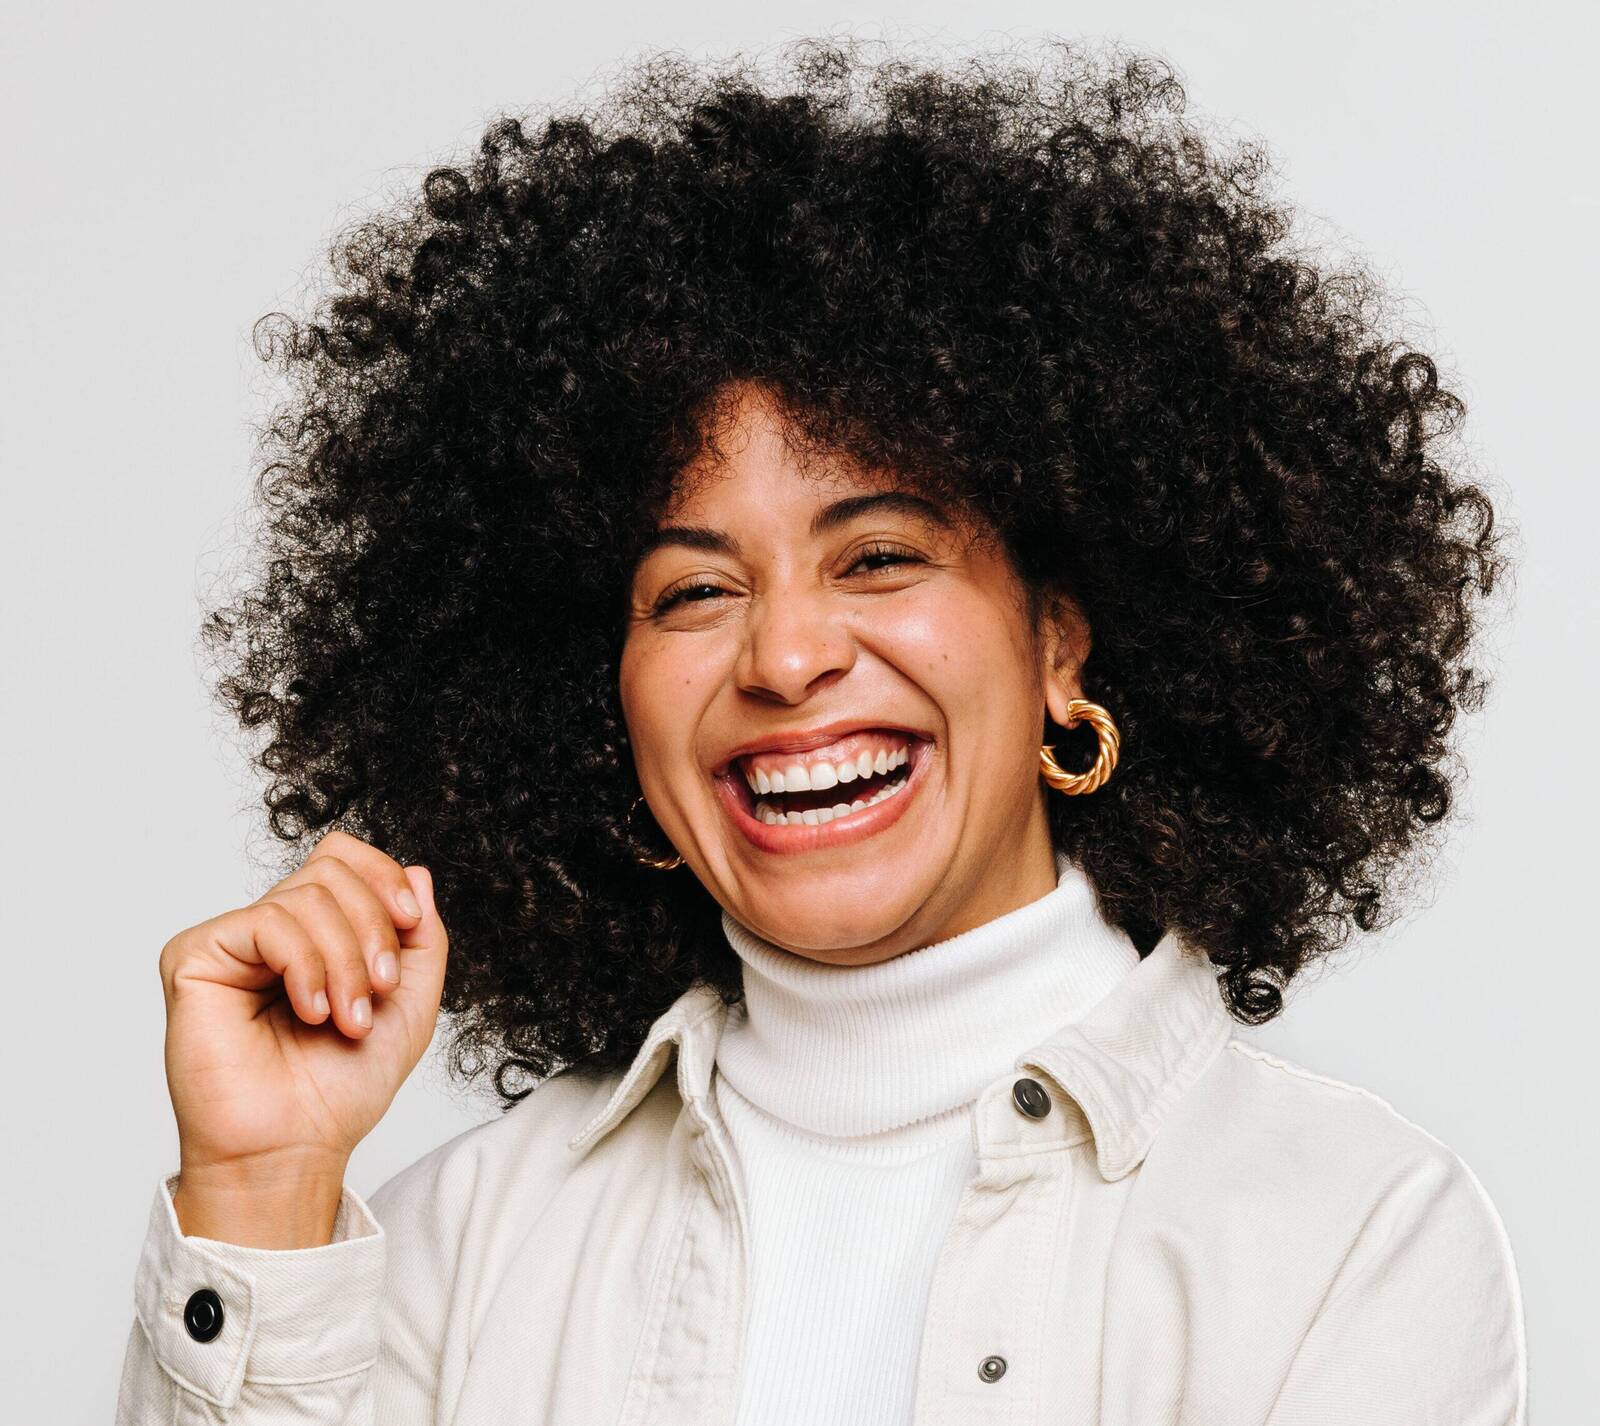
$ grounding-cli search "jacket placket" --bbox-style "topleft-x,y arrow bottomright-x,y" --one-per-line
614,1018 -> 753,1426
911,1072 -> 1088,1425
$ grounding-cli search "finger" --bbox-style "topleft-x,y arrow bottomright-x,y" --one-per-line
301,830 -> 424,931
388,865 -> 450,1042
261,881 -> 375,1039
274,854 -> 404,997
168,902 -> 333,1028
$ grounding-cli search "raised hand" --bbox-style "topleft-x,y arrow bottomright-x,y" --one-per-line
157,830 -> 449,1245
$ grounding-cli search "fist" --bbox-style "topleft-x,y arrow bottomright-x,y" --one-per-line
158,830 -> 450,1187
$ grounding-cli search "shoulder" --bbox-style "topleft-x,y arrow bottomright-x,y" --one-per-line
1203,1041 -> 1527,1416
1213,1035 -> 1494,1184
1199,1035 -> 1498,1193
1183,1035 -> 1523,1291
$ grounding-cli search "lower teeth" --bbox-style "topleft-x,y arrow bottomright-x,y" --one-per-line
753,773 -> 910,826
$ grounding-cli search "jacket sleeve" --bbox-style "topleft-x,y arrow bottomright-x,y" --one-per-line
114,1171 -> 388,1424
1265,1145 -> 1527,1426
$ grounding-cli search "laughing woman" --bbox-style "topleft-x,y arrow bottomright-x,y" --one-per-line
117,38 -> 1525,1426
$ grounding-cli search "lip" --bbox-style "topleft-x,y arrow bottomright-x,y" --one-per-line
713,718 -> 935,776
713,733 -> 935,854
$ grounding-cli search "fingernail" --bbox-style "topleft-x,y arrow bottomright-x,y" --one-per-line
376,951 -> 399,983
313,989 -> 330,1017
396,888 -> 422,919
351,995 -> 372,1028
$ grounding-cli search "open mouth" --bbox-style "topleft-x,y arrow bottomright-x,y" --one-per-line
717,730 -> 934,843
743,745 -> 914,826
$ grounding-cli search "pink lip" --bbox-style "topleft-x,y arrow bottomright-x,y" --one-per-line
713,736 -> 935,854
714,718 -> 935,775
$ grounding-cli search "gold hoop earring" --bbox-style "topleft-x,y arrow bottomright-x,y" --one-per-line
626,795 -> 684,870
1040,698 -> 1120,795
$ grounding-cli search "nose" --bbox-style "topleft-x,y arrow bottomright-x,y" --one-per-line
734,587 -> 858,704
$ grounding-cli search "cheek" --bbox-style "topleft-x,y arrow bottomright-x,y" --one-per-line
617,637 -> 670,765
618,634 -> 716,770
869,591 -> 1035,711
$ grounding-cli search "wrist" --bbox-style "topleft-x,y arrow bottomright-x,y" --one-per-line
173,1148 -> 352,1248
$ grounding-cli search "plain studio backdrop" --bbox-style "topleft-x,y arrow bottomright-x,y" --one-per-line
2,3 -> 1592,1418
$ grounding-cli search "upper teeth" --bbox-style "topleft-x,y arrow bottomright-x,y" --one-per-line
743,742 -> 908,795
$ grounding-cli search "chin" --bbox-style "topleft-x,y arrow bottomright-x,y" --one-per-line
726,857 -> 947,961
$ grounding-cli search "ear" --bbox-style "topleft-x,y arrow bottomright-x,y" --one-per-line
1038,590 -> 1091,728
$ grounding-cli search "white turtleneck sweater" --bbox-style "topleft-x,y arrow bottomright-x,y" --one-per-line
711,847 -> 1142,1425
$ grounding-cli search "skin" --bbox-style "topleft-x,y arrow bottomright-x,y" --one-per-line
158,379 -> 1092,1246
620,382 -> 1093,966
159,835 -> 449,1246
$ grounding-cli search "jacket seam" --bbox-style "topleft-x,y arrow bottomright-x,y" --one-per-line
1228,1038 -> 1459,1154
243,1357 -> 378,1386
616,1183 -> 701,1426
1018,1158 -> 1074,1421
1228,1039 -> 1382,1099
135,1311 -> 238,1411
1448,1144 -> 1529,1425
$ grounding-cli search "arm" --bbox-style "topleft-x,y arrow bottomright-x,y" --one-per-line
1266,1147 -> 1527,1426
120,836 -> 452,1421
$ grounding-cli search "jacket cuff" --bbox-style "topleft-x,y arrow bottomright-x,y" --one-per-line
132,1171 -> 386,1409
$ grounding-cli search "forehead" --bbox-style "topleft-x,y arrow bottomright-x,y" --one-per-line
637,381 -> 995,562
639,485 -> 958,564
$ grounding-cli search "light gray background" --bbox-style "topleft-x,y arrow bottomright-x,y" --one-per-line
3,3 -> 1592,1417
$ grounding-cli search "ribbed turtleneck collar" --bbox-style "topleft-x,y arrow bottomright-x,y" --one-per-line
714,847 -> 1141,1138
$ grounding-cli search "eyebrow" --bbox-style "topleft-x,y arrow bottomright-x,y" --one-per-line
639,490 -> 953,559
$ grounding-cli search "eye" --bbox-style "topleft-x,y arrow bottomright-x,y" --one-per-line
651,579 -> 729,615
648,543 -> 925,617
847,542 -> 924,575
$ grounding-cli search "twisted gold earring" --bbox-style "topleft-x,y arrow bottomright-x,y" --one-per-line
1040,698 -> 1120,795
627,795 -> 684,870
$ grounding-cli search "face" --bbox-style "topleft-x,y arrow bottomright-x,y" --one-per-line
619,384 -> 1091,966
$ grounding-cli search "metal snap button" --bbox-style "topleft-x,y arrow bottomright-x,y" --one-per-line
1011,1076 -> 1051,1119
183,1287 -> 224,1343
978,1354 -> 1008,1382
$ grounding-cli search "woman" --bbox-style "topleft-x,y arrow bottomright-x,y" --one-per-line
116,38 -> 1526,1425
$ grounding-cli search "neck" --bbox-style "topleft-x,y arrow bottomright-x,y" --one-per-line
714,847 -> 1141,1138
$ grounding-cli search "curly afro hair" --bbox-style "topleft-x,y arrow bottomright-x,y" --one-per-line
204,37 -> 1511,1106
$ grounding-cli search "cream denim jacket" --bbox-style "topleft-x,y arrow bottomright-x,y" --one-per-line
116,929 -> 1528,1424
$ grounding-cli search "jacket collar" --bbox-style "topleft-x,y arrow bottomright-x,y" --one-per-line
567,925 -> 1235,1182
